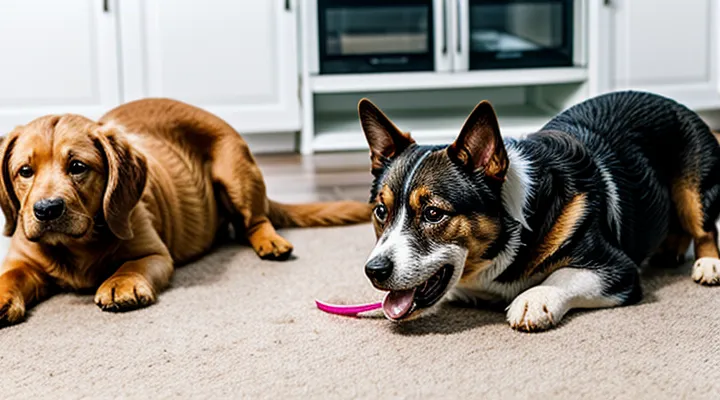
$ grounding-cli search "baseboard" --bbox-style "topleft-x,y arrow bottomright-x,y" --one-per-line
699,109 -> 720,131
243,132 -> 298,154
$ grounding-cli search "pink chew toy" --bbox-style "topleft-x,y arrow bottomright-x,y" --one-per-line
315,299 -> 382,317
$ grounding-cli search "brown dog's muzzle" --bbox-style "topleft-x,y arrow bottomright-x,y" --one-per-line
23,197 -> 93,242
33,198 -> 66,222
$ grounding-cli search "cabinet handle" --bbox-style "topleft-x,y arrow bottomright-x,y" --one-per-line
103,0 -> 109,12
456,0 -> 462,53
285,0 -> 290,11
604,0 -> 611,5
442,0 -> 448,54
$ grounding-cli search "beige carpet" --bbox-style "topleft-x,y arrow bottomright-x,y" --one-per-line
0,223 -> 719,399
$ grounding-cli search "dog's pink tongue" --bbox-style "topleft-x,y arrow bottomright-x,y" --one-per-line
382,289 -> 415,320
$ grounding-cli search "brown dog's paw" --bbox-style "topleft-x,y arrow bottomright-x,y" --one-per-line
0,292 -> 26,325
94,273 -> 156,312
692,257 -> 720,285
253,234 -> 294,261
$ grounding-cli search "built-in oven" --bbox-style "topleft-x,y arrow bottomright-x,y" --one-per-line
465,0 -> 574,70
315,0 -> 438,74
310,0 -> 576,75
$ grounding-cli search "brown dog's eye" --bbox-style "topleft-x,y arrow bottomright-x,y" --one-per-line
374,204 -> 388,223
68,160 -> 89,175
18,165 -> 34,178
423,207 -> 446,224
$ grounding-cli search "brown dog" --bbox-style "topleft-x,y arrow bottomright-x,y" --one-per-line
0,99 -> 370,324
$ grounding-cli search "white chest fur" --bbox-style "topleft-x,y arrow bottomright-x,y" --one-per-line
447,145 -> 540,304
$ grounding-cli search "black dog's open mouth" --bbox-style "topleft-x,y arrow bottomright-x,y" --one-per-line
382,264 -> 454,321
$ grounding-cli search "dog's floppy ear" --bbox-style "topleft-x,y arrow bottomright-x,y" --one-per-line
95,128 -> 147,240
448,100 -> 508,181
0,134 -> 19,236
358,98 -> 415,176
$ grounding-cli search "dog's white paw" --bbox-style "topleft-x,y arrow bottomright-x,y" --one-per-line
692,257 -> 720,286
506,286 -> 567,332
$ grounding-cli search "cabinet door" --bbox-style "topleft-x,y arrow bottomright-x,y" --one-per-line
119,0 -> 300,134
601,0 -> 719,108
0,0 -> 120,132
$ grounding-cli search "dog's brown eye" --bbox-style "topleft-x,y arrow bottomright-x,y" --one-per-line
68,160 -> 88,175
18,165 -> 33,178
423,207 -> 445,224
374,204 -> 388,223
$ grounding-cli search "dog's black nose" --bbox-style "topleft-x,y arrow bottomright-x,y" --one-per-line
33,198 -> 66,222
365,256 -> 393,284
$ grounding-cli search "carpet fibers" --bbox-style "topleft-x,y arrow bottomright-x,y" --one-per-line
1,224 -> 719,399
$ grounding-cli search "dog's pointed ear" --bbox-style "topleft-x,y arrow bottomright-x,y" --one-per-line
0,134 -> 20,236
358,98 -> 415,176
448,100 -> 508,181
95,127 -> 148,240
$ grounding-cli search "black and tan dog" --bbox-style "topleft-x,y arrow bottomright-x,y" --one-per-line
359,91 -> 720,332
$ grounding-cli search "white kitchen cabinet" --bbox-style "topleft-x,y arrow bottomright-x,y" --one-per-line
0,0 -> 120,133
117,0 -> 301,134
597,0 -> 720,109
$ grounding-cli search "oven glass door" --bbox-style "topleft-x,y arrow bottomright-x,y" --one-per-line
318,0 -> 435,74
468,0 -> 573,70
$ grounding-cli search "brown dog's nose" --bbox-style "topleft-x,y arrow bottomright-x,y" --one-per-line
33,198 -> 66,222
365,256 -> 393,284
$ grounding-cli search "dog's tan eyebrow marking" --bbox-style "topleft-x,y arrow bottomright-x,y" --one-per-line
379,184 -> 394,208
408,186 -> 430,214
526,193 -> 587,276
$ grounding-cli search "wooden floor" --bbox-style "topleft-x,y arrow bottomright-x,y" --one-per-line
256,151 -> 373,204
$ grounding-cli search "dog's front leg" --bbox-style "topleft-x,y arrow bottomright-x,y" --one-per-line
0,260 -> 51,325
506,266 -> 636,332
94,254 -> 173,312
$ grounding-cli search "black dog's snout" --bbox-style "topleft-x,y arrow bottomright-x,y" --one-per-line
33,198 -> 66,222
365,256 -> 393,284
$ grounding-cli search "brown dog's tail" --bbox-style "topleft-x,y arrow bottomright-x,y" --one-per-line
268,200 -> 372,228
